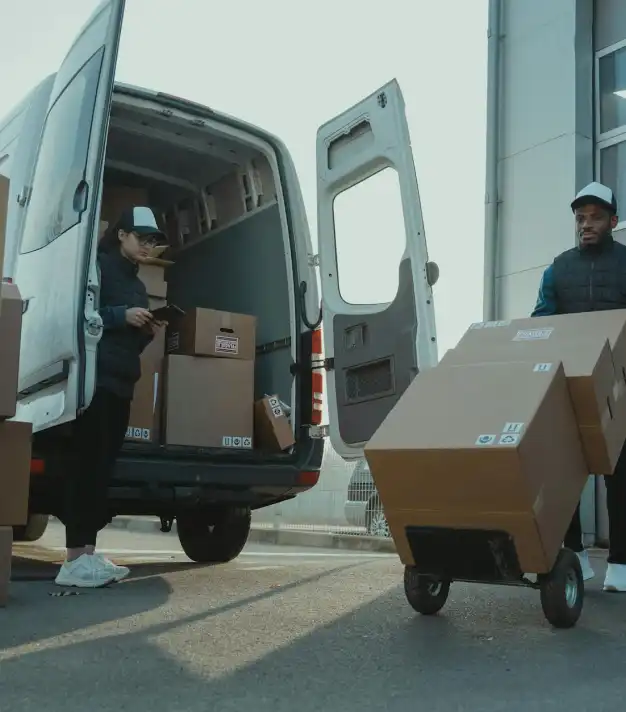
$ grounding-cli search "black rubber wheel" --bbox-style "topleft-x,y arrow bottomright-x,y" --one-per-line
13,514 -> 50,543
404,566 -> 451,615
538,548 -> 584,629
177,507 -> 251,564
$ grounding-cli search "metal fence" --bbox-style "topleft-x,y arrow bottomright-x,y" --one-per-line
251,446 -> 391,539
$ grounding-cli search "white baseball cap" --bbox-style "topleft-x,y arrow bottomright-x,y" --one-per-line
571,182 -> 618,215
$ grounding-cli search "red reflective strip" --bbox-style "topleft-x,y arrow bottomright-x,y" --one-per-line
298,470 -> 320,487
30,458 -> 45,475
311,328 -> 323,355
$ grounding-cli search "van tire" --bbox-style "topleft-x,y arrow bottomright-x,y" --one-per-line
177,507 -> 251,564
13,514 -> 50,543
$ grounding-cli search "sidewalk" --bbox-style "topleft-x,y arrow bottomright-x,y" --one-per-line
52,516 -> 398,553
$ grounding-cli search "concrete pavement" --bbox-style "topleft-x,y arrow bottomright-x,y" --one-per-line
1,523 -> 625,712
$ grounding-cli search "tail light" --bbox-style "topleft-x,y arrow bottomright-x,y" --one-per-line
311,327 -> 324,425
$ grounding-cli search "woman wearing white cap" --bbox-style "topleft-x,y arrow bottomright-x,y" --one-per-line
532,181 -> 626,593
55,207 -> 168,588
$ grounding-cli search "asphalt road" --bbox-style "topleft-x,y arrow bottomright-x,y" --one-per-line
1,523 -> 625,712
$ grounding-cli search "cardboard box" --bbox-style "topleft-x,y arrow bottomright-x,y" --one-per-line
254,395 -> 295,452
442,338 -> 623,473
138,263 -> 167,299
364,361 -> 589,575
126,329 -> 165,444
100,185 -> 150,226
0,420 -> 33,526
164,355 -> 254,448
0,526 -> 11,607
445,314 -> 626,474
167,308 -> 256,361
457,312 -> 626,389
0,282 -> 23,419
0,175 -> 9,285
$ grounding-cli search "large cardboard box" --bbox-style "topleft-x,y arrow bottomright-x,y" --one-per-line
0,282 -> 23,419
164,355 -> 254,448
138,263 -> 167,299
100,185 -> 150,226
364,361 -> 589,575
0,420 -> 33,526
167,308 -> 256,361
126,329 -> 165,444
254,395 -> 295,452
442,337 -> 624,473
0,526 -> 12,607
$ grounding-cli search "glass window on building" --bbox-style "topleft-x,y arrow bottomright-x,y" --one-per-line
597,42 -> 626,227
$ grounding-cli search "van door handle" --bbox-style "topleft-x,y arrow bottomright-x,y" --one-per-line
22,296 -> 33,314
73,180 -> 89,214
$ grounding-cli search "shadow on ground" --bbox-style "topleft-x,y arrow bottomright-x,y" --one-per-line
1,553 -> 625,712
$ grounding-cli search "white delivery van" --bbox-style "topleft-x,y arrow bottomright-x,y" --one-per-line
0,0 -> 438,561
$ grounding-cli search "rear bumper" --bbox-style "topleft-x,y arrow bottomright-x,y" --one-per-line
30,437 -> 325,515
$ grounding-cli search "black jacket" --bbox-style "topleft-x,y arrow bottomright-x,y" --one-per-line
531,236 -> 626,316
97,249 -> 153,399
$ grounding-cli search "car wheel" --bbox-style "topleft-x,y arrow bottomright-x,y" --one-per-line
366,497 -> 390,537
13,514 -> 50,543
177,507 -> 251,564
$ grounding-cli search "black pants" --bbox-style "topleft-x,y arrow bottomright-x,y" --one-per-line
62,388 -> 131,549
564,442 -> 626,564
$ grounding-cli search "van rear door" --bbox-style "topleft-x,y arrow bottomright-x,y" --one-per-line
14,0 -> 125,431
316,79 -> 439,460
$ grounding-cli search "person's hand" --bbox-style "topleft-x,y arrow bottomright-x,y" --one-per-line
125,307 -> 153,328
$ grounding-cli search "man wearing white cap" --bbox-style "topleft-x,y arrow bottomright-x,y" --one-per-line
532,181 -> 626,593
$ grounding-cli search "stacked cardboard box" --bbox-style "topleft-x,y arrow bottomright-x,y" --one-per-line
165,308 -> 256,449
254,395 -> 295,453
365,311 -> 626,576
125,247 -> 172,445
0,179 -> 34,605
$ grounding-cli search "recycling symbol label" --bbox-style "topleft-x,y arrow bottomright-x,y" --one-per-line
499,433 -> 520,445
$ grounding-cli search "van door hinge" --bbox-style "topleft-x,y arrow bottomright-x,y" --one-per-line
308,253 -> 320,267
308,424 -> 329,439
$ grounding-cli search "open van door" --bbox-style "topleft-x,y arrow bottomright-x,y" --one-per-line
317,79 -> 439,460
14,0 -> 125,431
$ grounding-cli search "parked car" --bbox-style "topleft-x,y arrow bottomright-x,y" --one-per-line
344,459 -> 390,537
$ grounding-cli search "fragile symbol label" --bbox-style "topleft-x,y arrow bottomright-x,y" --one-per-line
475,434 -> 496,446
512,328 -> 553,342
533,363 -> 553,372
502,422 -> 524,434
499,433 -> 520,445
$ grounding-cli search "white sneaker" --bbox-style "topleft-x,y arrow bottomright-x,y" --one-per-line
94,553 -> 130,582
576,550 -> 595,581
55,554 -> 116,588
603,563 -> 626,592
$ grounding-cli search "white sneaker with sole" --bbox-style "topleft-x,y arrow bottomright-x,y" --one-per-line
576,550 -> 595,581
55,553 -> 117,588
603,563 -> 626,592
94,554 -> 130,582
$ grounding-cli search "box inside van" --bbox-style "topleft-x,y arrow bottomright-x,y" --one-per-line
100,90 -> 296,459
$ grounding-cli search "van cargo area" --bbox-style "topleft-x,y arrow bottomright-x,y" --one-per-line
100,91 -> 298,464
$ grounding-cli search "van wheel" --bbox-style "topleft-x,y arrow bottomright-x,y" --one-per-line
177,507 -> 251,564
13,515 -> 50,543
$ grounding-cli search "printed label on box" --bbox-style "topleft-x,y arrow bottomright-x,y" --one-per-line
512,328 -> 553,342
167,333 -> 180,352
222,435 -> 253,449
215,334 -> 239,355
126,426 -> 151,441
502,422 -> 524,434
533,363 -> 553,373
475,434 -> 496,446
268,396 -> 283,418
499,433 -> 520,446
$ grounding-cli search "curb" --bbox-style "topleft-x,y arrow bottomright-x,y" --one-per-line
96,516 -> 397,554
